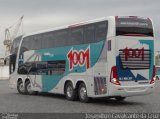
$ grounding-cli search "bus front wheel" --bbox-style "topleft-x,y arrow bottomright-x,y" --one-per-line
17,80 -> 25,94
65,82 -> 77,101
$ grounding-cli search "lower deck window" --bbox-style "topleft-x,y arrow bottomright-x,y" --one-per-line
18,60 -> 66,75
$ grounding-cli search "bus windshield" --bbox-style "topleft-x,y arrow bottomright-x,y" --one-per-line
10,36 -> 22,54
9,36 -> 22,74
116,17 -> 153,36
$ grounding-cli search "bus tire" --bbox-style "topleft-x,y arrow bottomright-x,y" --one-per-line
78,83 -> 89,103
65,82 -> 77,101
156,76 -> 159,80
115,97 -> 126,101
17,80 -> 25,94
25,80 -> 34,95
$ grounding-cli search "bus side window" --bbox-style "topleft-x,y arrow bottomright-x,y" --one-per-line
41,29 -> 69,49
30,35 -> 42,50
20,35 -> 42,53
42,32 -> 55,49
69,26 -> 83,45
47,60 -> 66,75
84,24 -> 95,44
54,30 -> 69,47
95,21 -> 108,42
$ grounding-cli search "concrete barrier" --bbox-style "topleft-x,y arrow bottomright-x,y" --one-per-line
0,66 -> 9,80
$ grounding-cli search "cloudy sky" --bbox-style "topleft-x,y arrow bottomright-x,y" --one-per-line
0,0 -> 159,56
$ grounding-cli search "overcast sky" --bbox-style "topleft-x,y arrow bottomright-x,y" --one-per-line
0,0 -> 159,56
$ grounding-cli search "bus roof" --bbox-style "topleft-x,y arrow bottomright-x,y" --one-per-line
22,16 -> 151,38
22,16 -> 114,38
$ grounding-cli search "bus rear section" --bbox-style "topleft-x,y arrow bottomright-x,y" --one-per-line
109,16 -> 155,97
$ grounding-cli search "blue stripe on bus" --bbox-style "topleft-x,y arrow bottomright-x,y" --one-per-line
139,40 -> 154,80
35,40 -> 105,92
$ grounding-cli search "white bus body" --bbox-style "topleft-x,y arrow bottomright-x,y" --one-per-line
9,16 -> 155,102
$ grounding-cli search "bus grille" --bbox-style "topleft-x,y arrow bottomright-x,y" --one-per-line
94,77 -> 107,95
119,49 -> 151,69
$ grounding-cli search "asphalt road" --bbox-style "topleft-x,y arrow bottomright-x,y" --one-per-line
0,80 -> 160,113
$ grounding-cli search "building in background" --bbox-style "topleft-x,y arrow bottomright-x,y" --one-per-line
0,57 -> 9,80
0,58 -> 4,66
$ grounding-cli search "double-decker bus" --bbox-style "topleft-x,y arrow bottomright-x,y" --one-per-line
9,16 -> 155,102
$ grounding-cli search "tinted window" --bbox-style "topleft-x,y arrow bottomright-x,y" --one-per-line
41,30 -> 68,49
42,31 -> 55,48
20,35 -> 42,53
30,35 -> 42,50
84,24 -> 95,43
69,26 -> 83,45
116,18 -> 153,36
10,36 -> 22,54
20,37 -> 31,53
20,20 -> 108,53
54,30 -> 69,47
95,21 -> 108,41
18,60 -> 65,75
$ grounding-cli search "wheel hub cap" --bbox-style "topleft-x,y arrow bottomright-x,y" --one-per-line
67,86 -> 73,97
80,87 -> 87,100
19,83 -> 24,92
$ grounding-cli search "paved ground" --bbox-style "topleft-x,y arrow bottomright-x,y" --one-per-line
0,80 -> 160,113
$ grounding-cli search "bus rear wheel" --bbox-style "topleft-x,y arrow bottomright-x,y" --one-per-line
78,83 -> 89,103
65,82 -> 77,101
17,80 -> 25,94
